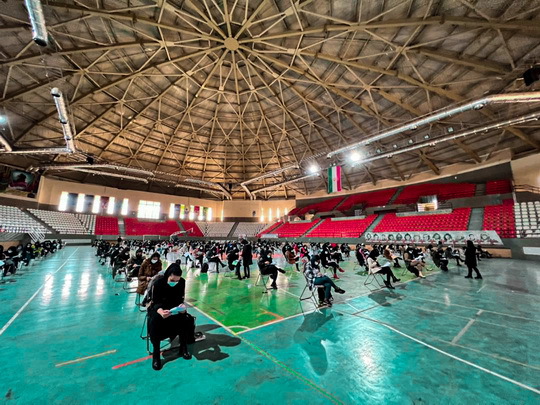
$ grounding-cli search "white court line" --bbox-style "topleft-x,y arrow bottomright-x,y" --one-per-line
450,310 -> 483,345
477,284 -> 488,293
187,302 -> 236,335
333,308 -> 540,396
408,295 -> 540,322
0,247 -> 80,337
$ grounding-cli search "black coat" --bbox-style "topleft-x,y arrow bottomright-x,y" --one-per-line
148,277 -> 187,342
465,246 -> 477,266
242,243 -> 253,266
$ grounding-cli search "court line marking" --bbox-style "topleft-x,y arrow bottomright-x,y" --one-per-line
189,303 -> 344,405
113,355 -> 152,370
238,268 -> 441,335
333,308 -> 540,396
0,247 -> 80,337
477,284 -> 487,293
343,301 -> 540,371
56,350 -> 117,367
407,295 -> 540,322
451,319 -> 476,345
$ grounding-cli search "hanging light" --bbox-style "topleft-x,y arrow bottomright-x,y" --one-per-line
24,0 -> 48,47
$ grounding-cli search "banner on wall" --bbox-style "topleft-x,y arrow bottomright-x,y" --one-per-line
0,167 -> 41,198
364,231 -> 504,246
101,196 -> 110,212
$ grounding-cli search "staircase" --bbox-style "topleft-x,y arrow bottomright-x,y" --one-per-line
363,214 -> 385,235
22,208 -> 55,234
388,187 -> 403,205
301,220 -> 324,237
333,196 -> 348,211
118,218 -> 126,236
227,222 -> 239,238
468,207 -> 484,231
475,183 -> 486,197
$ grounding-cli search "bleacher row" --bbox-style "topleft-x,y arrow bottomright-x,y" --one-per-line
291,179 -> 513,216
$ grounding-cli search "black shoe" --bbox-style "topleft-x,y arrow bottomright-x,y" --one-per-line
179,344 -> 192,360
384,281 -> 395,289
325,300 -> 333,307
152,358 -> 162,370
335,288 -> 346,294
464,276 -> 473,279
277,268 -> 286,274
271,283 -> 278,290
393,278 -> 401,282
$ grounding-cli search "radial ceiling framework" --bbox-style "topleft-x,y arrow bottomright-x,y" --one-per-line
1,0 -> 540,199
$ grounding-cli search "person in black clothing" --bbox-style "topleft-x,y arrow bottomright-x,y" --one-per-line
148,263 -> 195,370
320,246 -> 345,280
241,239 -> 253,279
258,248 -> 285,289
126,249 -> 145,279
227,246 -> 242,278
112,247 -> 130,279
206,248 -> 225,271
464,240 -> 482,279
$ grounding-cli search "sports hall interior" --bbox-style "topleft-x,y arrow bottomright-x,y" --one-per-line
1,0 -> 540,404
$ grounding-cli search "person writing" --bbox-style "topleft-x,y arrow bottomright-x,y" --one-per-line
147,263 -> 195,370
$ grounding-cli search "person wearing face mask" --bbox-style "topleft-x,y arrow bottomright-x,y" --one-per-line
148,263 -> 194,370
137,252 -> 162,296
126,249 -> 145,280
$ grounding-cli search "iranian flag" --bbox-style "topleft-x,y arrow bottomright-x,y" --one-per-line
327,165 -> 342,193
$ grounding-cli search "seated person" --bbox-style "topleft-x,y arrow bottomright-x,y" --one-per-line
112,247 -> 131,279
206,248 -> 225,271
367,249 -> 399,289
432,248 -> 449,271
126,249 -> 145,280
320,246 -> 345,280
445,247 -> 463,266
226,246 -> 242,279
285,247 -> 300,272
258,248 -> 285,290
304,255 -> 345,307
147,263 -> 195,370
137,252 -> 162,298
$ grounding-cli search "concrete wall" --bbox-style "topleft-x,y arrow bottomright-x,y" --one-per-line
511,153 -> 540,188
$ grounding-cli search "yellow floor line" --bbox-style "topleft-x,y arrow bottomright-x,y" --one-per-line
56,350 -> 117,367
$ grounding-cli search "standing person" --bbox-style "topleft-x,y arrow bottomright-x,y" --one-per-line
241,239 -> 253,279
464,240 -> 482,279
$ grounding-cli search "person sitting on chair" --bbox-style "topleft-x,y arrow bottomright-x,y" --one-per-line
285,246 -> 300,272
147,263 -> 195,370
126,249 -> 145,280
137,252 -> 162,297
320,246 -> 345,280
304,255 -> 345,307
367,249 -> 399,289
206,247 -> 225,271
258,248 -> 285,290
227,246 -> 242,278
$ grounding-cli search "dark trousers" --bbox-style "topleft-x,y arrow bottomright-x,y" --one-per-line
209,257 -> 224,269
323,262 -> 339,275
261,265 -> 279,286
242,264 -> 250,278
380,266 -> 398,283
314,276 -> 338,300
466,265 -> 481,278
149,312 -> 194,360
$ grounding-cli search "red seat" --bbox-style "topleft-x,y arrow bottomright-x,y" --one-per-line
95,216 -> 119,235
124,218 -> 180,236
483,199 -> 516,238
307,215 -> 378,238
374,208 -> 472,232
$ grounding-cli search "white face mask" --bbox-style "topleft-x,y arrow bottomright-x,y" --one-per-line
151,259 -> 158,264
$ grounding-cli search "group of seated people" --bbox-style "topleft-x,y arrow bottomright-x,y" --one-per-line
93,235 -> 488,370
0,239 -> 64,278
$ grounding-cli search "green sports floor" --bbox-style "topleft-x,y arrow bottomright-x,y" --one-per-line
1,246 -> 539,404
